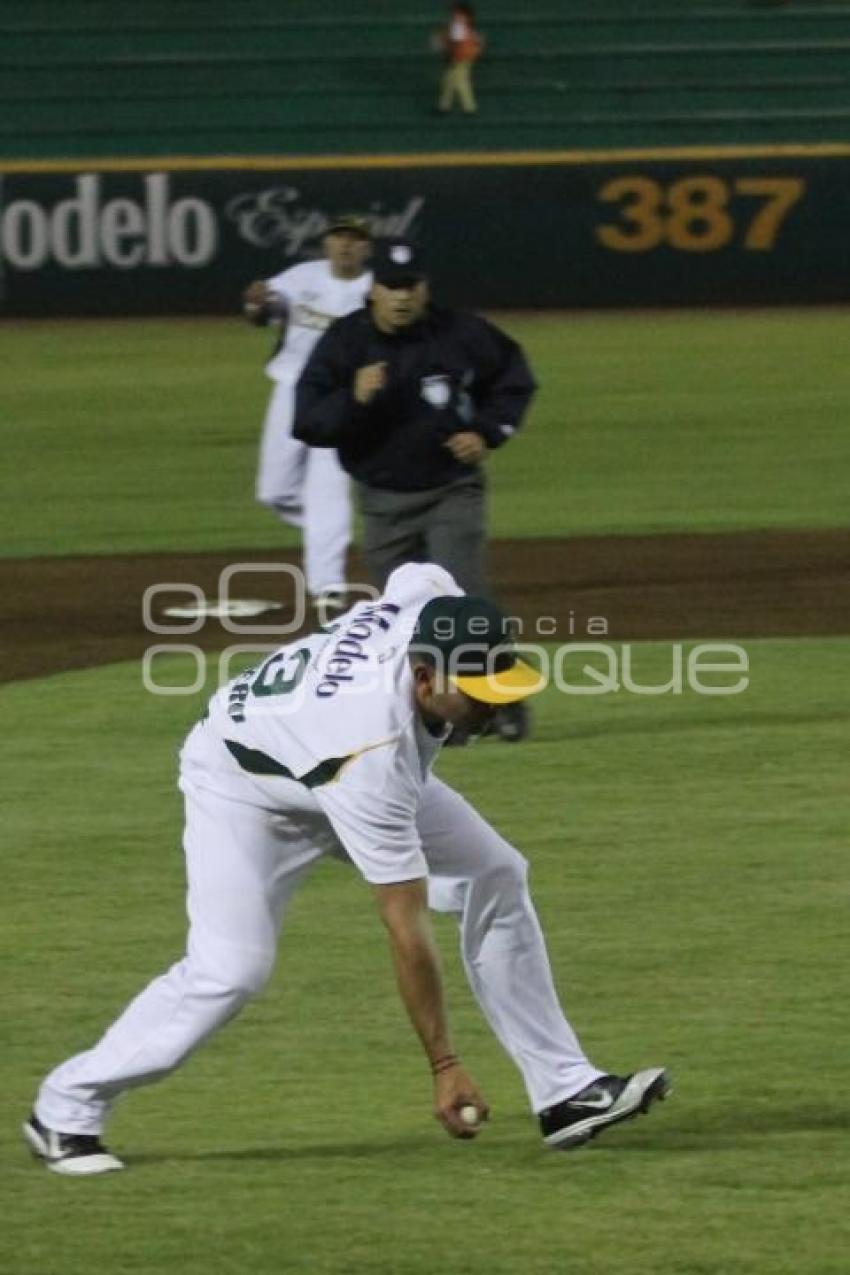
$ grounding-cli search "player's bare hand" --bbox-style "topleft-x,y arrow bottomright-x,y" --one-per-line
444,431 -> 485,464
433,1066 -> 490,1139
354,362 -> 388,405
243,280 -> 270,308
242,280 -> 285,324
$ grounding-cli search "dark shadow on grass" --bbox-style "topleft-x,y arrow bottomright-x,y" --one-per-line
130,1133 -> 481,1166
127,1113 -> 539,1167
127,1105 -> 849,1168
559,709 -> 850,744
581,1104 -> 850,1157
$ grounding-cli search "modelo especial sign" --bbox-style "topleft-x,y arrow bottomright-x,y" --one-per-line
1,154 -> 846,313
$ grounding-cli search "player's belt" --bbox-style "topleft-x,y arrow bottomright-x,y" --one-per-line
224,739 -> 348,789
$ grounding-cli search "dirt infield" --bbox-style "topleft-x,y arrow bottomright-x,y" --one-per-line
2,528 -> 849,685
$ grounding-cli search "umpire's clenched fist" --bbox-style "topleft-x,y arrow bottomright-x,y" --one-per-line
354,362 -> 388,405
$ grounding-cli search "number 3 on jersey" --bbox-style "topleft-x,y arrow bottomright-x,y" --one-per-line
252,646 -> 311,698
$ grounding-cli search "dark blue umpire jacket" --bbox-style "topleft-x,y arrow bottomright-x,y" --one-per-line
293,304 -> 536,492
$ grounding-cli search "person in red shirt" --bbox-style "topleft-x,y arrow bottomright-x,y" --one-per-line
434,3 -> 484,114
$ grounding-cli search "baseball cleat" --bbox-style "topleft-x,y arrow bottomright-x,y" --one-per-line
22,1112 -> 124,1175
539,1067 -> 671,1150
493,701 -> 530,742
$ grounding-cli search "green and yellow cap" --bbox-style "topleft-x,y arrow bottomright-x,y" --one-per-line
411,595 -> 547,705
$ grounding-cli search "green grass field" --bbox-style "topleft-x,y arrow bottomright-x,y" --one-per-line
2,643 -> 848,1274
2,310 -> 848,1274
2,308 -> 849,556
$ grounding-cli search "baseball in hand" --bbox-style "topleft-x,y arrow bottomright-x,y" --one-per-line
459,1105 -> 480,1128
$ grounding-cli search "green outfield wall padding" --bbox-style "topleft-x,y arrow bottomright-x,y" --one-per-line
0,1 -> 849,157
2,153 -> 849,315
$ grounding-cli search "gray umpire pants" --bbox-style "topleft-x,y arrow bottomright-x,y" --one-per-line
357,471 -> 487,595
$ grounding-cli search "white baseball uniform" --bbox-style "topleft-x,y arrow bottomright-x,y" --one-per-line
35,564 -> 601,1135
255,258 -> 372,598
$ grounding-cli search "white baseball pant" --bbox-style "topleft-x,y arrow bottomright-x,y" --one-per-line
36,725 -> 601,1135
256,379 -> 351,597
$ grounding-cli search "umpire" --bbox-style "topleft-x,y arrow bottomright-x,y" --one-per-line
293,237 -> 536,741
294,238 -> 534,588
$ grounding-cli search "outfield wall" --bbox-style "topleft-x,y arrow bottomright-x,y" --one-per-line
1,147 -> 849,314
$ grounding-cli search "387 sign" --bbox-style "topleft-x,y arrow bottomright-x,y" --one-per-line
595,173 -> 806,254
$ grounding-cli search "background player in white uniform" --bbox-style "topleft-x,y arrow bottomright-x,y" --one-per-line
23,564 -> 670,1174
244,215 -> 372,607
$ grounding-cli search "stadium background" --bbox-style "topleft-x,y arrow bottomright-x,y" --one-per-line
2,3 -> 849,1273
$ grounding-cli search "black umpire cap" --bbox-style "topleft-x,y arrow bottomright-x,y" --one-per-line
372,238 -> 427,288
